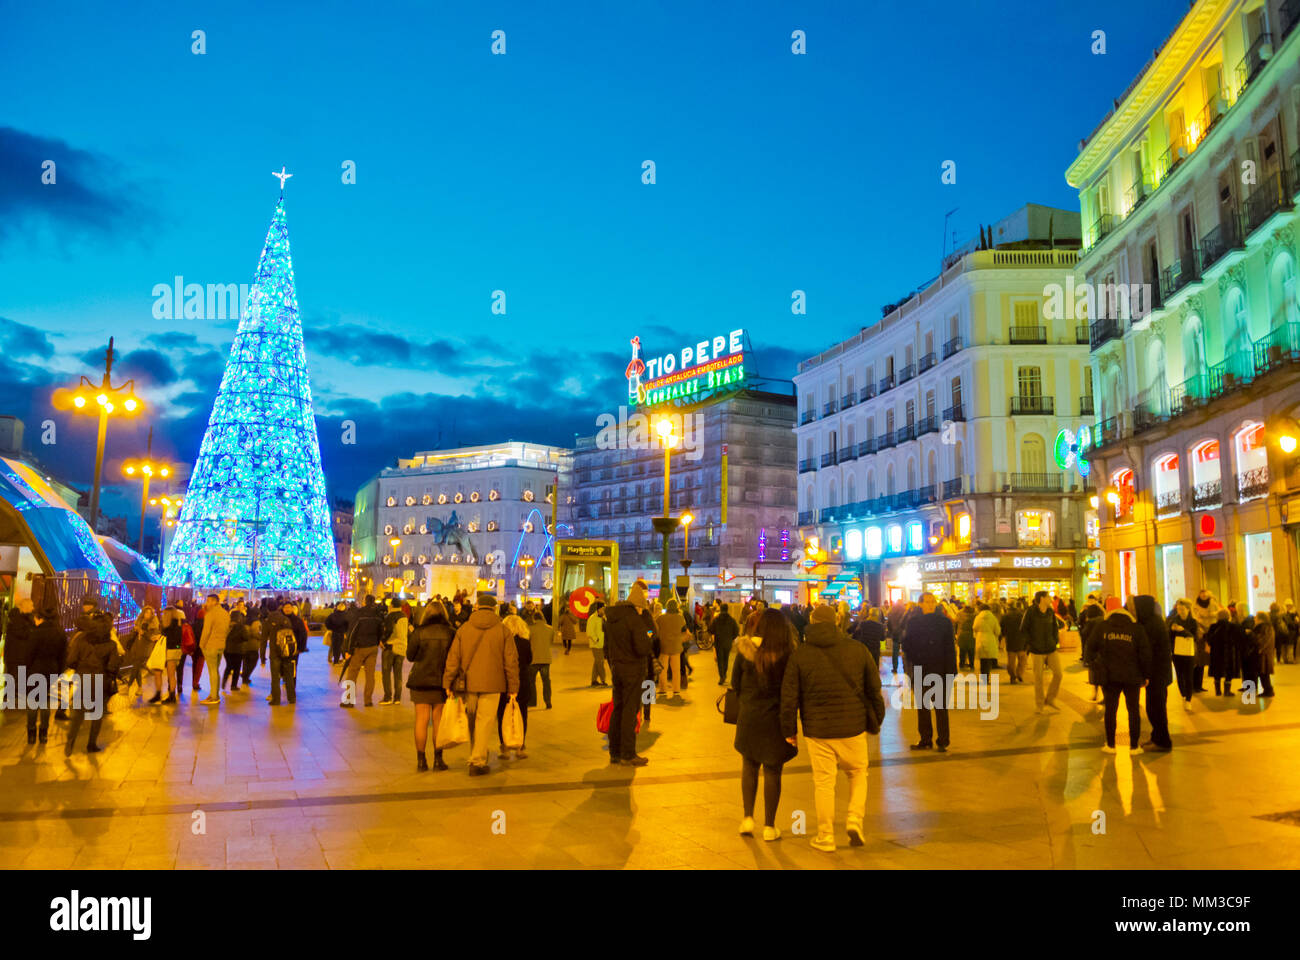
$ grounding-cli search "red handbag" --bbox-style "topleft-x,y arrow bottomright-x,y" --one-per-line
596,700 -> 640,733
181,623 -> 197,655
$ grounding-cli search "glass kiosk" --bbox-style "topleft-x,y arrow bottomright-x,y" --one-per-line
551,539 -> 619,625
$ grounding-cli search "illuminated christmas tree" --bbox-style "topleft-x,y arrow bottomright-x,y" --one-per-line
163,172 -> 340,591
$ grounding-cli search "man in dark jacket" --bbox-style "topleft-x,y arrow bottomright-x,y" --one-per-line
341,595 -> 385,707
64,609 -> 118,755
325,602 -> 349,664
900,593 -> 958,752
850,610 -> 884,668
264,603 -> 299,706
1087,598 -> 1152,753
709,604 -> 740,685
1020,591 -> 1063,713
604,582 -> 654,766
1133,595 -> 1173,751
780,605 -> 885,851
1076,594 -> 1104,662
7,600 -> 67,744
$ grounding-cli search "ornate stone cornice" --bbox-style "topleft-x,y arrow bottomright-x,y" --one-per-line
1218,263 -> 1246,296
1262,223 -> 1296,262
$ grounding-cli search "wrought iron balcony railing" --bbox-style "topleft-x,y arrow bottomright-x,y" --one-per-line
1009,395 -> 1054,415
1009,325 -> 1047,345
1191,479 -> 1222,510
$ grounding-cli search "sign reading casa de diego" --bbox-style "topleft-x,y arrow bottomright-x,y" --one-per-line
626,328 -> 745,407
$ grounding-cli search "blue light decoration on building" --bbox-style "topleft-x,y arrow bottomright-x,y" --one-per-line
163,185 -> 340,592
779,529 -> 789,562
757,527 -> 767,562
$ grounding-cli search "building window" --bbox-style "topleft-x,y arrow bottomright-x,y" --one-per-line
1021,434 -> 1046,474
1017,366 -> 1042,398
1153,453 -> 1180,514
1235,422 -> 1268,501
1015,509 -> 1054,547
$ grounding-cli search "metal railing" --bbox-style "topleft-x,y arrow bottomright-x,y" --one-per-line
1096,416 -> 1123,447
821,452 -> 836,468
841,393 -> 856,409
1236,32 -> 1274,90
878,374 -> 895,394
1283,0 -> 1300,38
798,510 -> 814,526
917,414 -> 940,437
942,337 -> 962,359
1076,324 -> 1090,345
1090,318 -> 1122,349
897,423 -> 916,443
1009,395 -> 1054,415
858,438 -> 878,458
1244,168 -> 1294,236
1199,214 -> 1244,272
823,400 -> 838,417
878,430 -> 897,451
918,351 -> 937,373
1155,490 -> 1181,514
943,403 -> 965,422
1237,466 -> 1269,502
942,477 -> 963,498
859,384 -> 876,403
838,446 -> 858,464
1091,213 -> 1116,246
898,363 -> 916,385
1191,479 -> 1223,510
1009,325 -> 1047,344
799,458 -> 816,473
1159,248 -> 1201,301
1009,473 -> 1063,492
800,409 -> 816,425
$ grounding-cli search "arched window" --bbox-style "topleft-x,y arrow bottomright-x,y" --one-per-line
1223,287 -> 1252,358
1234,422 -> 1267,501
1182,315 -> 1208,397
846,474 -> 857,504
828,478 -> 839,509
886,464 -> 896,496
866,470 -> 876,500
927,450 -> 937,489
1152,453 -> 1180,512
804,484 -> 814,511
1269,252 -> 1298,330
906,457 -> 916,490
1190,439 -> 1221,495
1146,339 -> 1167,413
953,441 -> 964,480
1021,433 -> 1046,474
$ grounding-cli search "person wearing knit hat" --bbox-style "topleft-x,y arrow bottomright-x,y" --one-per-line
811,605 -> 838,625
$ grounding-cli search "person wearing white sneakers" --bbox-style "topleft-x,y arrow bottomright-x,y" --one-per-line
1086,596 -> 1152,755
780,604 -> 887,852
732,610 -> 799,842
198,594 -> 230,706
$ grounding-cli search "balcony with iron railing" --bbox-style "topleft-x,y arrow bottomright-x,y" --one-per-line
1009,473 -> 1063,492
798,510 -> 814,526
1009,325 -> 1047,345
942,336 -> 962,359
1244,168 -> 1295,237
1236,32 -> 1274,90
897,423 -> 916,443
1091,213 -> 1116,246
1238,466 -> 1269,502
1096,415 -> 1123,447
918,351 -> 938,373
942,477 -> 963,498
838,446 -> 858,464
943,403 -> 965,422
878,430 -> 897,451
859,384 -> 876,403
858,438 -> 878,458
799,458 -> 816,473
1009,395 -> 1054,415
898,363 -> 916,385
1076,324 -> 1090,345
1122,176 -> 1155,216
820,452 -> 836,468
1133,402 -> 1170,435
823,400 -> 838,417
1155,490 -> 1181,516
917,414 -> 940,437
800,409 -> 816,425
1253,322 -> 1300,374
841,393 -> 856,410
1159,248 -> 1201,302
1199,213 -> 1245,273
1158,140 -> 1189,183
1191,479 -> 1223,510
878,374 -> 895,394
1090,317 -> 1122,349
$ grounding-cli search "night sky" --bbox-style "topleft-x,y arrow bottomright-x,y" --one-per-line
1,0 -> 1188,527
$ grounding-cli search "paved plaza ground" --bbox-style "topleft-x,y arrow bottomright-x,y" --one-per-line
2,637 -> 1299,870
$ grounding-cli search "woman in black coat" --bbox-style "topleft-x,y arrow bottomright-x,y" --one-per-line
1205,609 -> 1241,696
731,609 -> 798,842
325,602 -> 350,664
406,601 -> 454,771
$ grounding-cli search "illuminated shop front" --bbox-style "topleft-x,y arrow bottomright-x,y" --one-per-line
916,551 -> 1077,604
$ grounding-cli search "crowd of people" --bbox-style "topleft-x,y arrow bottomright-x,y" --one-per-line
1,579 -> 1287,854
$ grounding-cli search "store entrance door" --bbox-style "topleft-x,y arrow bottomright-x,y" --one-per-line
1200,555 -> 1227,601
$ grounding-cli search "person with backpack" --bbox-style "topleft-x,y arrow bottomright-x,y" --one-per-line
265,601 -> 300,706
407,601 -> 455,771
64,605 -> 121,754
441,592 -> 520,775
341,595 -> 385,707
780,604 -> 886,851
733,609 -> 799,842
849,608 -> 884,670
379,598 -> 410,705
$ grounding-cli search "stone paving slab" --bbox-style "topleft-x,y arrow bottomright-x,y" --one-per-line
3,641 -> 1300,868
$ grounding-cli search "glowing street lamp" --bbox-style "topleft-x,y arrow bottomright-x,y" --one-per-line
52,336 -> 144,532
121,427 -> 174,552
680,511 -> 694,567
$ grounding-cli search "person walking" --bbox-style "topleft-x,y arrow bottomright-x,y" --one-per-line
407,601 -> 455,771
1001,599 -> 1026,683
900,593 -> 957,752
1087,597 -> 1152,754
197,594 -> 230,705
8,601 -> 65,744
780,605 -> 886,851
558,606 -> 578,656
1190,590 -> 1222,692
122,605 -> 158,703
158,605 -> 185,704
850,608 -> 885,669
1248,610 -> 1276,698
497,613 -> 533,761
733,609 -> 799,842
222,604 -> 249,693
325,601 -> 349,664
1133,595 -> 1173,752
341,594 -> 385,708
955,604 -> 976,673
1021,591 -> 1063,714
442,592 -> 520,775
527,609 -> 555,708
655,600 -> 688,701
1167,599 -> 1198,704
63,610 -> 119,755
379,598 -> 410,705
587,602 -> 608,687
972,601 -> 1001,688
604,582 -> 654,766
709,602 -> 740,686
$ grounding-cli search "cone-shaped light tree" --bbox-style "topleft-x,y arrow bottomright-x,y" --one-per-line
164,175 -> 340,591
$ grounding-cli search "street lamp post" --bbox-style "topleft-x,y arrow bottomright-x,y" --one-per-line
652,417 -> 680,601
680,511 -> 694,576
122,427 -> 173,553
54,337 -> 144,534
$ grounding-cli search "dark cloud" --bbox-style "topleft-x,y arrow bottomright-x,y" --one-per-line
179,349 -> 225,386
0,126 -> 142,243
144,331 -> 202,351
0,316 -> 57,359
116,348 -> 179,387
307,323 -> 480,376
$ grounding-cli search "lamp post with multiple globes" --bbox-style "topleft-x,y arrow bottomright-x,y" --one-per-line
651,417 -> 682,601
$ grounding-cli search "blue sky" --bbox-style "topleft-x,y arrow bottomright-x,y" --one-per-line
0,0 -> 1189,522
